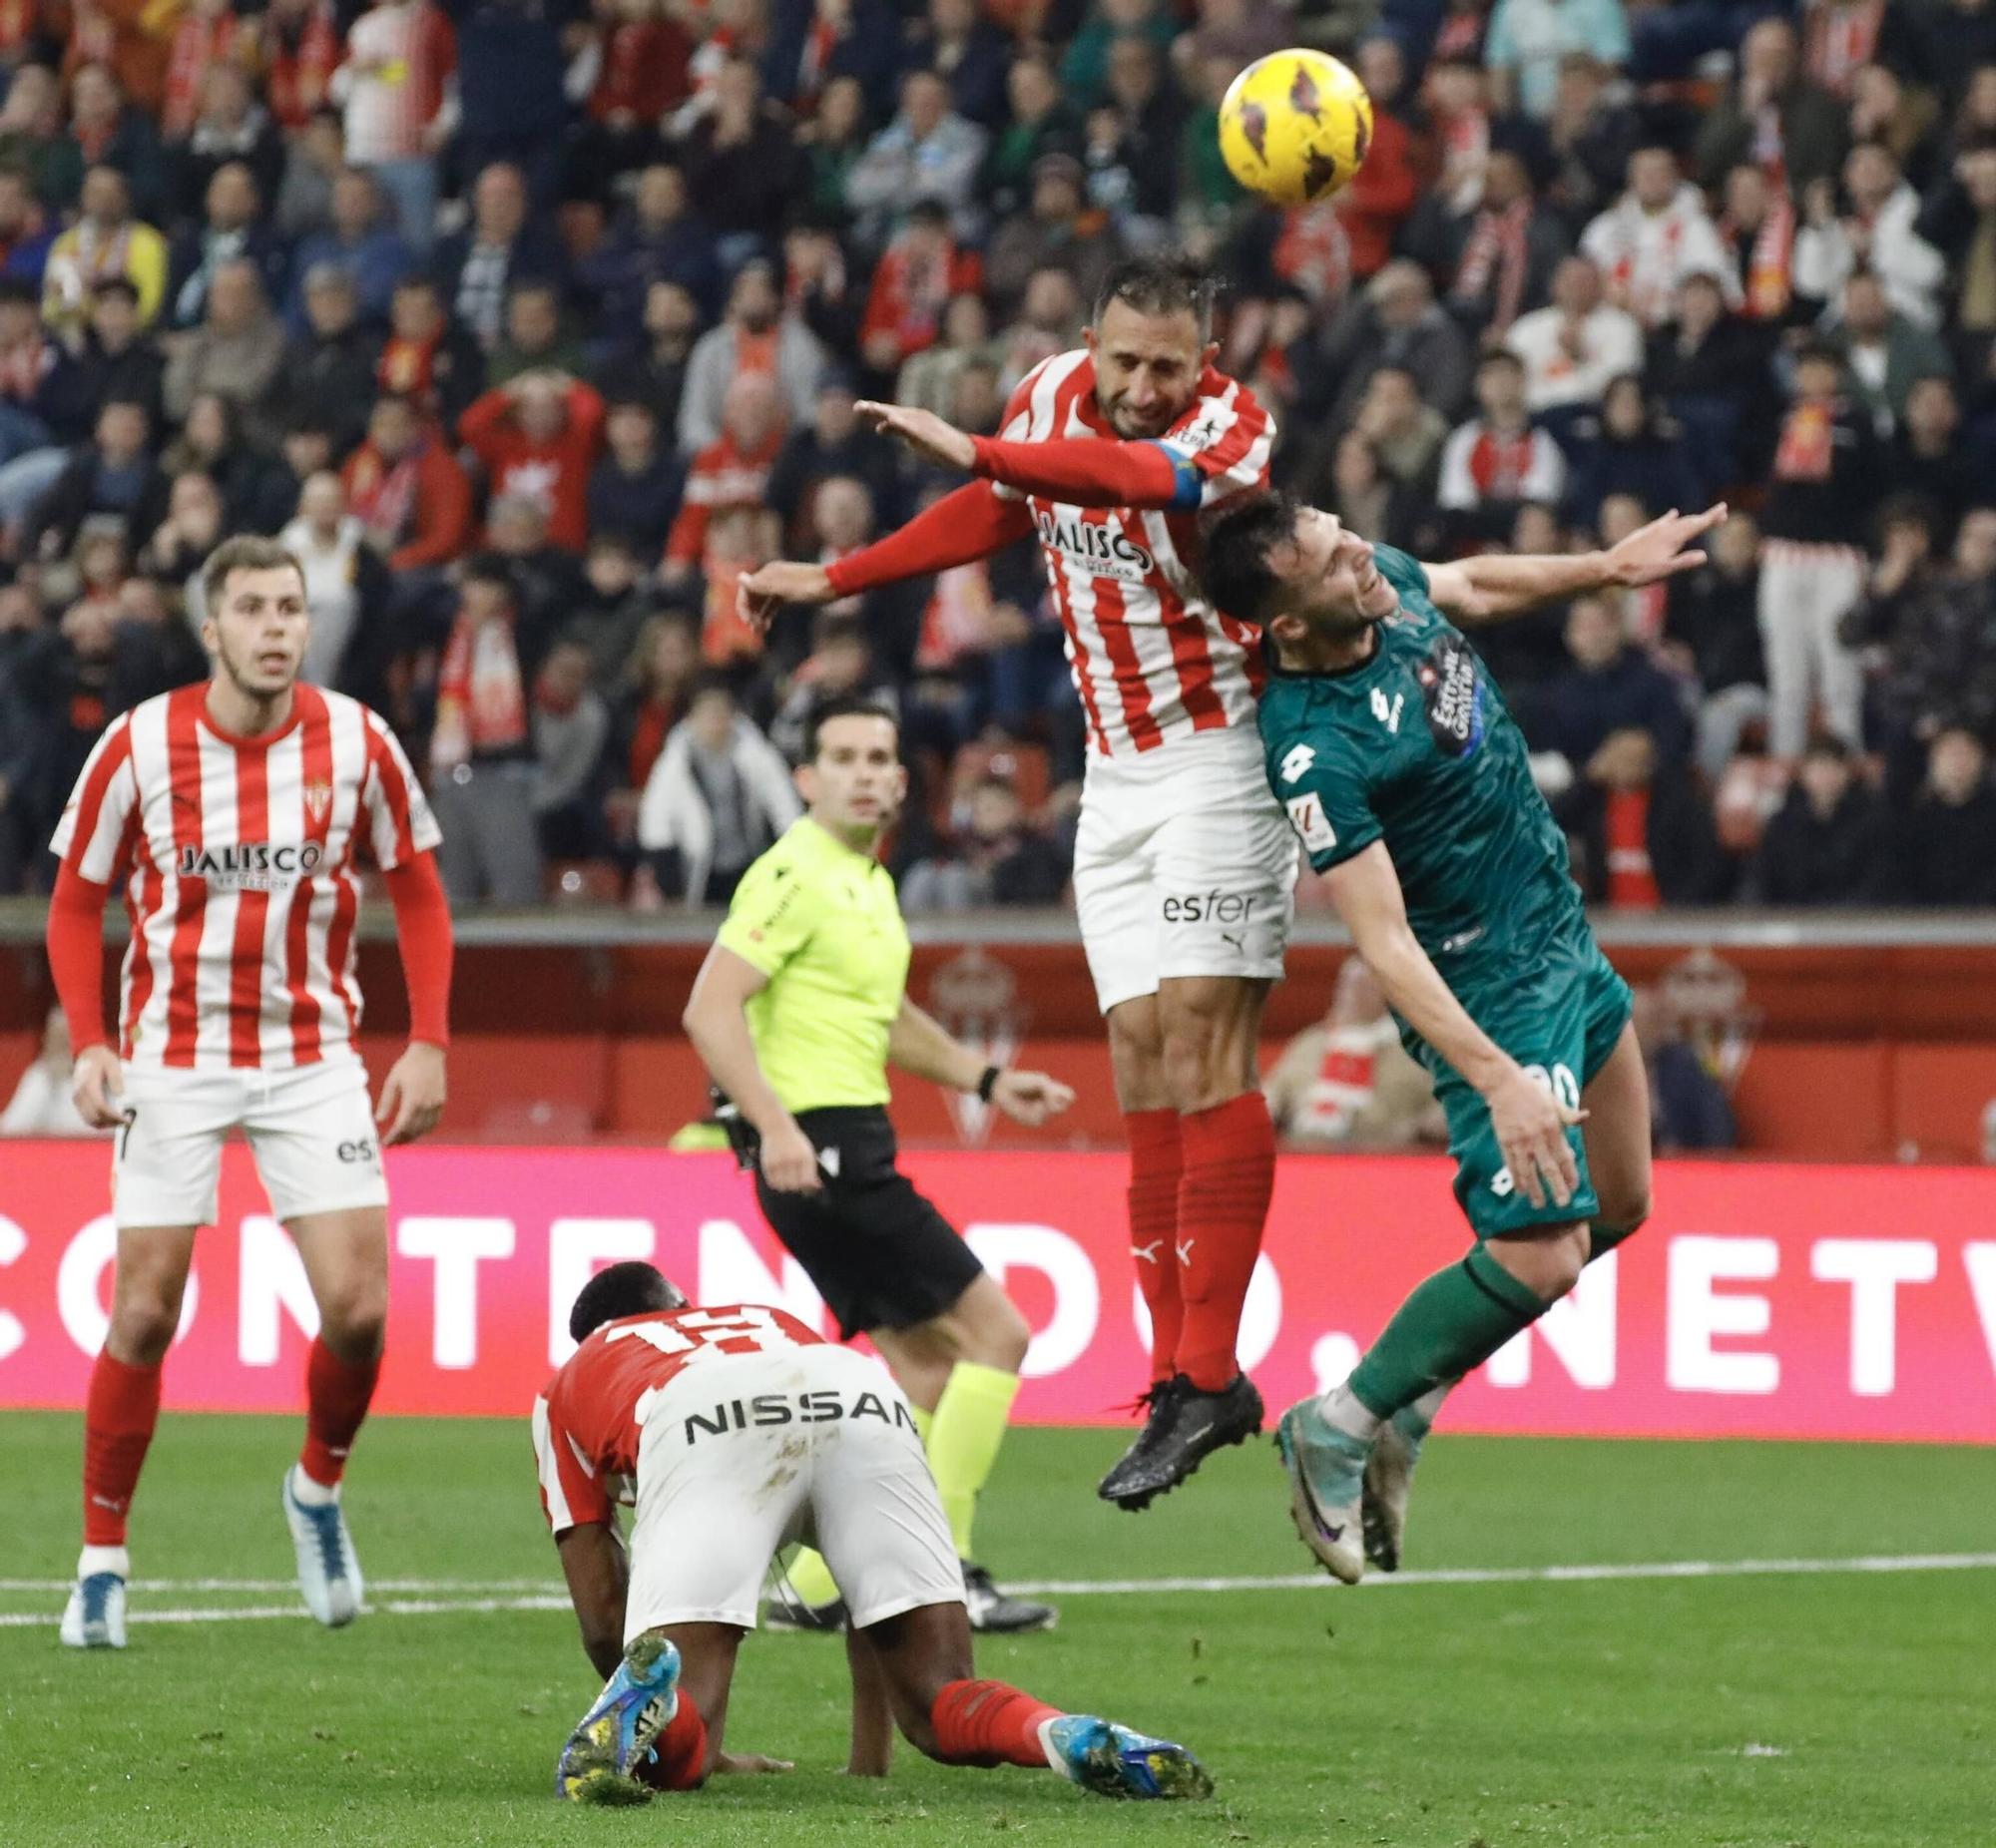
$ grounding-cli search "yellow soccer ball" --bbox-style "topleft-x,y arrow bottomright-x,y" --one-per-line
1218,49 -> 1375,207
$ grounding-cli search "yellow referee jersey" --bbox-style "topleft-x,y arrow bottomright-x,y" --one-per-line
716,817 -> 910,1114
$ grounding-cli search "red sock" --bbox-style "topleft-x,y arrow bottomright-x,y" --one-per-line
930,1678 -> 1063,1769
1124,1108 -> 1184,1383
645,1694 -> 710,1791
1175,1092 -> 1276,1392
298,1336 -> 381,1488
84,1351 -> 163,1546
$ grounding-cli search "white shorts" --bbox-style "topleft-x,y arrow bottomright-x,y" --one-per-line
625,1345 -> 964,1636
1072,723 -> 1298,1014
112,1057 -> 389,1230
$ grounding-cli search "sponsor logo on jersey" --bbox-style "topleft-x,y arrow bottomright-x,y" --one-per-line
1034,510 -> 1157,585
1415,638 -> 1486,759
1163,889 -> 1255,925
177,840 -> 326,889
682,1389 -> 921,1444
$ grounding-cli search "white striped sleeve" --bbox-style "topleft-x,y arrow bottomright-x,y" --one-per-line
48,714 -> 139,882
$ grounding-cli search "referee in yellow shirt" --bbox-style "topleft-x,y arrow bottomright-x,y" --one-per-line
684,696 -> 1075,1633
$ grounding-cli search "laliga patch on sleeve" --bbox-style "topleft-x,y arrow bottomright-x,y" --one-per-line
1285,792 -> 1335,852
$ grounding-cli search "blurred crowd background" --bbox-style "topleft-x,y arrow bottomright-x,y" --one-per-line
0,0 -> 1994,914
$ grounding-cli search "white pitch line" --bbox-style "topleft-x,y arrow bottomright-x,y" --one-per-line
4,1553 -> 1996,1627
0,1578 -> 561,1594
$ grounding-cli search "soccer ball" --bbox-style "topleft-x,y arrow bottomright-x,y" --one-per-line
1218,49 -> 1374,207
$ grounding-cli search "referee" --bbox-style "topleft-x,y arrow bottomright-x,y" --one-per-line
683,695 -> 1075,1634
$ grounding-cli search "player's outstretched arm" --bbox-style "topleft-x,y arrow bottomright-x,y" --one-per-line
555,1522 -> 630,1681
1422,504 -> 1728,625
842,1624 -> 896,1777
739,480 -> 1035,632
887,997 -> 1076,1127
1322,842 -> 1585,1210
683,944 -> 822,1192
857,400 -> 1198,512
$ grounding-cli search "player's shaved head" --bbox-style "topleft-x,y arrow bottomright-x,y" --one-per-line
569,1262 -> 688,1343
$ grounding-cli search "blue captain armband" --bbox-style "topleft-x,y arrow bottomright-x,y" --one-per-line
1146,441 -> 1208,511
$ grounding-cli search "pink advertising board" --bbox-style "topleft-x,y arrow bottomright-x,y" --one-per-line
1,1144 -> 1992,1441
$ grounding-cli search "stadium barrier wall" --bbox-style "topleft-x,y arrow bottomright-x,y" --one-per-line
2,1144 -> 1992,1443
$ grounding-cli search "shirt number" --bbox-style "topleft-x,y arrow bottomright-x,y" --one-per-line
1370,689 -> 1404,733
1279,743 -> 1317,784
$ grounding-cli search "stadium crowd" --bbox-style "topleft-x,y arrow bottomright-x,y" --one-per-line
0,0 -> 1994,911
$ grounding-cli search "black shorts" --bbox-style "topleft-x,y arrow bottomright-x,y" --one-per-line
753,1107 -> 984,1341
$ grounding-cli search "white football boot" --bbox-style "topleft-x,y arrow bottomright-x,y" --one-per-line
60,1547 -> 130,1649
282,1467 -> 363,1627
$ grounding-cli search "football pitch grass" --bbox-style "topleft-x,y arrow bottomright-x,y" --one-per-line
2,1416 -> 1992,1847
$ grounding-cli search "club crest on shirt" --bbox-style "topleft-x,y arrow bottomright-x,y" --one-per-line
1415,638 -> 1486,759
302,779 -> 333,824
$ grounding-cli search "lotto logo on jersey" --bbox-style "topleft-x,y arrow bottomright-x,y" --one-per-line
1034,511 -> 1157,585
177,841 -> 326,890
1417,639 -> 1486,759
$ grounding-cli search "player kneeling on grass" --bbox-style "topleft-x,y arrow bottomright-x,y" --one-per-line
535,1261 -> 1213,1804
47,535 -> 452,1648
1200,493 -> 1725,1583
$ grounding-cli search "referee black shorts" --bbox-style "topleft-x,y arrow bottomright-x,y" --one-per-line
753,1107 -> 985,1341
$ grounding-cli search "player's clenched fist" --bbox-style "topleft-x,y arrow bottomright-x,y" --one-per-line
990,1070 -> 1076,1129
1480,1062 -> 1586,1210
70,1044 -> 125,1130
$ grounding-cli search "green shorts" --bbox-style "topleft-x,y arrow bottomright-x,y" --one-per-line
1406,938 -> 1633,1240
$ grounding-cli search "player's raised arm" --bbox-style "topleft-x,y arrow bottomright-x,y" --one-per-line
1422,504 -> 1728,625
1320,841 -> 1584,1210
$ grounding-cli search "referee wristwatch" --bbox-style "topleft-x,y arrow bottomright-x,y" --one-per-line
975,1065 -> 1003,1104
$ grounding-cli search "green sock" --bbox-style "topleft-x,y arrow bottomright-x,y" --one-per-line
1346,1245 -> 1546,1421
785,1405 -> 937,1607
926,1361 -> 1021,1562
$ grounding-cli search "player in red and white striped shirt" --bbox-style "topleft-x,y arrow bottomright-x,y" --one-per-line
45,535 -> 455,1650
742,258 -> 1289,1511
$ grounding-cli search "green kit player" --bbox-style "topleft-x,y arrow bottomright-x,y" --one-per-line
1200,492 -> 1727,1584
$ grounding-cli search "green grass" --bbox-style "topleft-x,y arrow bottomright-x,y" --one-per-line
3,1416 -> 1994,1847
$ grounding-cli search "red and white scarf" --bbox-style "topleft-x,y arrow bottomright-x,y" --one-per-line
431,615 -> 528,771
1453,200 -> 1531,333
1722,192 -> 1794,321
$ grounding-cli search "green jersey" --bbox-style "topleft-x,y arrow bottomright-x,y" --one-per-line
716,817 -> 910,1114
1256,546 -> 1587,974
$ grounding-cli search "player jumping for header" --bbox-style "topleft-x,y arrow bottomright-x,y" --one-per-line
744,256 -> 1284,1511
535,1261 -> 1213,1804
46,535 -> 453,1646
1199,493 -> 1725,1582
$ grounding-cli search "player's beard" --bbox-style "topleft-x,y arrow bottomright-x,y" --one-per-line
1100,389 -> 1195,442
215,631 -> 301,705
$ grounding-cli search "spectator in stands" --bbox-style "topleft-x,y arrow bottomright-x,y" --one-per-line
1630,986 -> 1737,1153
896,291 -> 995,418
28,398 -> 169,564
796,76 -> 872,227
271,266 -> 380,453
993,262 -> 1083,396
447,0 -> 573,204
171,62 -> 287,225
274,108 -> 347,244
679,58 -> 805,254
63,68 -> 166,222
569,532 -> 654,683
437,162 -> 564,352
598,278 -> 700,434
1553,723 -> 1731,906
487,491 -> 590,637
1897,726 -> 1996,904
1506,253 -> 1644,416
1350,364 -> 1448,506
1713,163 -> 1801,327
1336,40 -> 1421,281
1795,144 -> 1946,330
459,369 -> 606,553
1544,52 -> 1638,232
1663,506 -> 1768,783
42,167 -> 169,337
665,369 -> 785,593
571,0 -> 694,195
0,65 -> 77,220
766,378 -> 902,548
1825,271 -> 1953,436
1413,145 -> 1569,340
0,278 -> 88,462
1695,15 -> 1848,194
1485,0 -> 1631,121
1758,342 -> 1879,757
1749,733 -> 1887,903
0,170 -> 54,295
430,555 -> 554,905
1564,375 -> 1703,528
1917,137 -> 1996,362
859,202 -> 984,379
531,636 -> 615,865
984,152 -> 1122,322
331,0 -> 456,254
137,470 -> 229,604
847,67 -> 989,247
1892,375 -> 1972,541
1086,37 -> 1183,231
605,609 -> 701,848
165,391 -> 292,535
981,52 -> 1082,225
1582,146 -> 1736,330
1311,259 -> 1474,432
488,279 -> 586,387
1262,955 -> 1445,1152
678,256 -> 823,454
281,468 -> 395,697
1439,347 -> 1569,544
1643,267 -> 1775,485
286,166 -> 413,329
1531,590 -> 1692,768
163,259 -> 286,434
70,277 -> 166,431
910,0 -> 1014,130
587,397 -> 683,556
376,274 -> 485,425
634,675 -> 800,906
342,391 -> 474,571
900,771 -> 1067,908
167,163 -> 289,332
260,0 -> 345,136
577,162 -> 721,349
768,613 -> 898,760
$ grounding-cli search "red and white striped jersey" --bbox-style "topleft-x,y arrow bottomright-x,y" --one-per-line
533,1304 -> 825,1533
50,684 -> 440,1073
998,350 -> 1275,757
